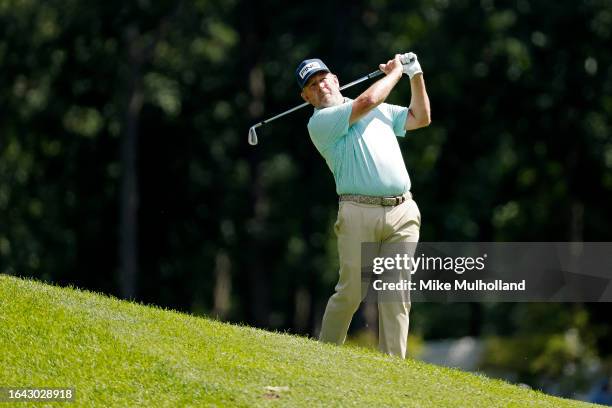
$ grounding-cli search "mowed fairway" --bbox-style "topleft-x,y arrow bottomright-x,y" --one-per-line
0,275 -> 602,407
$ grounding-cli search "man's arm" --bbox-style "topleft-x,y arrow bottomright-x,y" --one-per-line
349,55 -> 404,126
405,75 -> 431,130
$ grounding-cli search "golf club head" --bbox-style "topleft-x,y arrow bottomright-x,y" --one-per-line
248,126 -> 258,145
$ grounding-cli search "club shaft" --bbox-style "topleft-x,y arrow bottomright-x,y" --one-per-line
256,102 -> 310,127
253,69 -> 383,128
339,69 -> 383,90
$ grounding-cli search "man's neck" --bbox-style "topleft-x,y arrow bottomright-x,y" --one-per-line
316,93 -> 345,109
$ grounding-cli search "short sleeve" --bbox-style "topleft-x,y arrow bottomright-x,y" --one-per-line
384,103 -> 409,137
307,101 -> 353,152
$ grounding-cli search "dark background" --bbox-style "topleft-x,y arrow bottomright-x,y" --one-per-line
1,0 -> 611,399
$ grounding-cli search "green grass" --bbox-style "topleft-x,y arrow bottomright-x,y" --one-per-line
0,275 -> 602,407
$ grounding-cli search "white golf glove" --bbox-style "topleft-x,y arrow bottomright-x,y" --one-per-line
400,52 -> 422,79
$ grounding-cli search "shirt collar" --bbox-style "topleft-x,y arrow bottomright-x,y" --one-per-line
314,96 -> 352,112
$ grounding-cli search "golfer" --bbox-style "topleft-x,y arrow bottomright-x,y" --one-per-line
296,53 -> 430,358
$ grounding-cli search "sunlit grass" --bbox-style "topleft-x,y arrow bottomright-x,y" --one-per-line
0,275 -> 600,407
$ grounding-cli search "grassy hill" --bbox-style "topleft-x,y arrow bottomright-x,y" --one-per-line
0,274 -> 601,407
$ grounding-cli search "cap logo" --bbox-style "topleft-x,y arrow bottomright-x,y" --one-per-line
299,62 -> 322,79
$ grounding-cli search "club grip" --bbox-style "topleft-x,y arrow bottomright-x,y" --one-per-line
368,70 -> 384,79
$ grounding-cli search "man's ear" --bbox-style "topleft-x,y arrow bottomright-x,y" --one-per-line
300,91 -> 309,103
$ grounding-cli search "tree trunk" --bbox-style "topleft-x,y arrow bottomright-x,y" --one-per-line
119,27 -> 144,299
230,0 -> 273,328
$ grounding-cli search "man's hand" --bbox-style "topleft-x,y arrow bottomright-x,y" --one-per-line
400,52 -> 423,79
379,54 -> 404,78
350,54 -> 404,125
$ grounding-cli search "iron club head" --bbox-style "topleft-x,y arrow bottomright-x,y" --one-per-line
248,126 -> 259,145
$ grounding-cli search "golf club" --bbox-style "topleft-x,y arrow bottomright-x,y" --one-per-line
247,54 -> 415,145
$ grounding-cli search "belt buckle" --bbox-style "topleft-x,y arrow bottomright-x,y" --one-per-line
392,195 -> 406,206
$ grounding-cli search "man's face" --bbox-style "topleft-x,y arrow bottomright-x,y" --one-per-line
300,71 -> 341,108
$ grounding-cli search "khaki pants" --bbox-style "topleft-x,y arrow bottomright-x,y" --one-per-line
319,198 -> 421,358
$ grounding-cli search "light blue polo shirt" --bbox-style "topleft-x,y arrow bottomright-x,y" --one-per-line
307,98 -> 411,196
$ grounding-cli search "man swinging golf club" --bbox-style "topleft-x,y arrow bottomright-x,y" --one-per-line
297,53 -> 430,358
